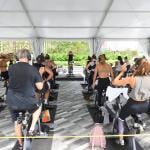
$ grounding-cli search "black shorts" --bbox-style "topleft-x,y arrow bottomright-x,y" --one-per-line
9,108 -> 37,122
119,98 -> 149,120
36,81 -> 50,94
7,90 -> 41,122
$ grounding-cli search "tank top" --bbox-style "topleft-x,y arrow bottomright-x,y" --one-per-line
129,76 -> 150,101
88,61 -> 96,72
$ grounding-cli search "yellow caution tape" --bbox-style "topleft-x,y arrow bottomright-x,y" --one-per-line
0,133 -> 150,139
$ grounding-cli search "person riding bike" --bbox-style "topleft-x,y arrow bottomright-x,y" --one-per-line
6,49 -> 44,149
112,60 -> 150,146
33,54 -> 53,105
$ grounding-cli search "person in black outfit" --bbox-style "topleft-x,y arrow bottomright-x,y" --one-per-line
86,54 -> 97,91
68,51 -> 74,62
68,51 -> 74,74
6,49 -> 44,148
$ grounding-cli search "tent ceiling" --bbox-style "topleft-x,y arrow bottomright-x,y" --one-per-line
0,0 -> 150,39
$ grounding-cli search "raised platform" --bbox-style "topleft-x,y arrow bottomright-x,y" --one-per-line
56,74 -> 84,81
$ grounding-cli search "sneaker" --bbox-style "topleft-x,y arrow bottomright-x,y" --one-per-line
27,130 -> 37,136
116,139 -> 125,146
44,101 -> 48,105
16,141 -> 23,150
18,145 -> 23,150
120,139 -> 125,146
49,123 -> 56,131
39,131 -> 48,136
139,120 -> 146,128
134,121 -> 146,129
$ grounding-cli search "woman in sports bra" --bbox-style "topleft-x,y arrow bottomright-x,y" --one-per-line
92,54 -> 114,106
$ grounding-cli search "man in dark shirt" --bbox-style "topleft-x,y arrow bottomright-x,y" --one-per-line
7,49 -> 44,148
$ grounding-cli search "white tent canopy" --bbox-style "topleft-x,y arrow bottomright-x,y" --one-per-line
0,0 -> 150,57
0,0 -> 150,39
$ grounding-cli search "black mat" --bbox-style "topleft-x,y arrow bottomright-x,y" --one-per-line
49,91 -> 59,101
82,90 -> 94,101
56,74 -> 84,81
52,83 -> 59,89
87,104 -> 104,123
106,137 -> 143,150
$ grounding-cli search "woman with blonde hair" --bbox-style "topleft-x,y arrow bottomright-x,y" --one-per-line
112,61 -> 150,145
92,54 -> 114,106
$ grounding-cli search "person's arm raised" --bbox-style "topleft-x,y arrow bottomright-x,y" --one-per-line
112,64 -> 135,88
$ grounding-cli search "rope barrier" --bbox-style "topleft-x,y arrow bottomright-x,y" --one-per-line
0,133 -> 150,139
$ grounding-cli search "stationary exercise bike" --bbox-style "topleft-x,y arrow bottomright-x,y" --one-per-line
17,111 -> 32,150
68,61 -> 74,75
112,94 -> 144,150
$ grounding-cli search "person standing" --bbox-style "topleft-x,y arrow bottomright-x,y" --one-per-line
68,51 -> 74,74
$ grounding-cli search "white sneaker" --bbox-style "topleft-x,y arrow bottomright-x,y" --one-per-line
134,122 -> 146,130
44,101 -> 48,105
119,139 -> 125,146
116,139 -> 125,146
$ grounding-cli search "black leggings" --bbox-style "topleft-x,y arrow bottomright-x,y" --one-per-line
97,77 -> 110,106
119,98 -> 149,120
88,71 -> 94,90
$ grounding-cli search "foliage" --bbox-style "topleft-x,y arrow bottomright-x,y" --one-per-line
45,40 -> 89,62
0,40 -> 31,53
0,40 -> 139,66
101,49 -> 138,64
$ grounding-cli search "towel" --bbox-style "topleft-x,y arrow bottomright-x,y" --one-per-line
106,86 -> 129,102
